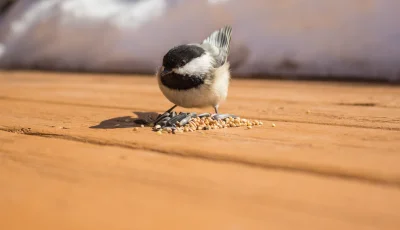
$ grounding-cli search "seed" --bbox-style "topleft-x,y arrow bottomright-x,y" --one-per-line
168,113 -> 189,126
158,121 -> 166,126
133,127 -> 138,131
154,112 -> 170,124
272,123 -> 276,127
141,124 -> 145,128
198,113 -> 211,118
178,115 -> 192,126
156,130 -> 162,135
151,113 -> 261,133
114,124 -> 120,127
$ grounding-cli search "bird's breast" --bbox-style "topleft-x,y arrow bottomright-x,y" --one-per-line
161,73 -> 204,90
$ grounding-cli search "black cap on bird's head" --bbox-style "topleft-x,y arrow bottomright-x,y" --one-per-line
162,45 -> 205,70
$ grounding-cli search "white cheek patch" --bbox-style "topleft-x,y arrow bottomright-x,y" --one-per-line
174,53 -> 215,76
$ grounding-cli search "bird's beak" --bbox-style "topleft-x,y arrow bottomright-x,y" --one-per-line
161,68 -> 172,77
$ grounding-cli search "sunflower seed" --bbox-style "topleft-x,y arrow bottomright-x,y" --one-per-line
198,113 -> 211,118
212,114 -> 236,120
154,112 -> 170,126
166,113 -> 188,126
159,120 -> 168,126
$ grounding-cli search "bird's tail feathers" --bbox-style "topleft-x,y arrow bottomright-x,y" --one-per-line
202,25 -> 232,55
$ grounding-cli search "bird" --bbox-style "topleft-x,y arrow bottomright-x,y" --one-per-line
156,25 -> 232,117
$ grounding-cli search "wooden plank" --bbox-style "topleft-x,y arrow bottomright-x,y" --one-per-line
0,71 -> 399,185
1,131 -> 399,230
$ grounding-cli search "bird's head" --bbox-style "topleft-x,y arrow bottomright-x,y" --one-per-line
160,44 -> 212,78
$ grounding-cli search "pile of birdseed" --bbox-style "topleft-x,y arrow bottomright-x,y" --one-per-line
152,112 -> 263,134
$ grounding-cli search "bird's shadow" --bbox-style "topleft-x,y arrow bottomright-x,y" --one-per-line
89,111 -> 159,129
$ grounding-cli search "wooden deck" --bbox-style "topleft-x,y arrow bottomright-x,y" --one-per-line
0,71 -> 399,230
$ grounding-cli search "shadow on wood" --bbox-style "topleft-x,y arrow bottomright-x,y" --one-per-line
89,112 -> 159,129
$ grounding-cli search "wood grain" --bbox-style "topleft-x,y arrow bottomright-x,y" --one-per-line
0,71 -> 399,229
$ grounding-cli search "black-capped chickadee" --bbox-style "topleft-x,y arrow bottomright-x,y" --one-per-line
157,26 -> 232,116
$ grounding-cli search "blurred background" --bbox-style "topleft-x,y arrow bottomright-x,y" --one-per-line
0,0 -> 399,82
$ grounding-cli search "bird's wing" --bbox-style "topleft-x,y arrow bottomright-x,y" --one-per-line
201,25 -> 232,67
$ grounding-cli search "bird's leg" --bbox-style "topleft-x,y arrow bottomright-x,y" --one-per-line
166,105 -> 177,113
212,105 -> 224,120
214,105 -> 219,114
159,105 -> 177,117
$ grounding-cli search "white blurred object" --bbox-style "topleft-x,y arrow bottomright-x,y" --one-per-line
0,0 -> 399,81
